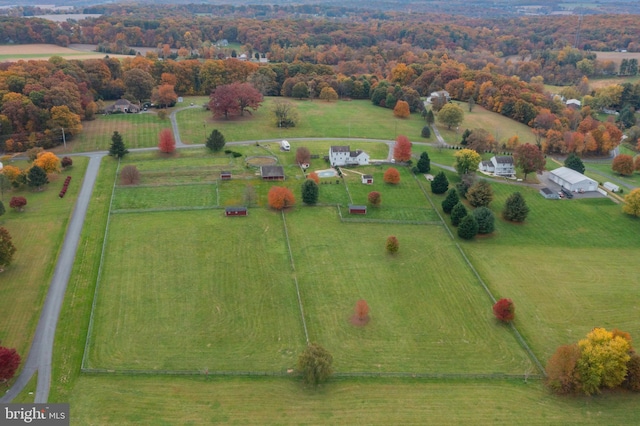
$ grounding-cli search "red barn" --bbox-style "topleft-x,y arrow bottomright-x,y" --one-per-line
225,206 -> 248,216
220,171 -> 232,180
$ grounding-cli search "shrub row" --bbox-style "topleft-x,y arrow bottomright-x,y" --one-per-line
59,176 -> 72,198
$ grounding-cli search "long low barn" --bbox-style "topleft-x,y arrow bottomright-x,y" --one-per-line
549,167 -> 598,192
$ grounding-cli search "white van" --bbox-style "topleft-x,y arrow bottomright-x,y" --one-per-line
281,140 -> 290,151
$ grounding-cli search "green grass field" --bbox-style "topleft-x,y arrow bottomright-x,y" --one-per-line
63,376 -> 640,424
42,150 -> 640,423
436,102 -> 537,146
177,97 -> 430,144
0,158 -> 88,360
68,113 -> 171,152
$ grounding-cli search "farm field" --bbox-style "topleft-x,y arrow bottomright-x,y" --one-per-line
177,97 -> 431,144
43,146 -> 640,423
67,113 -> 171,153
0,43 -> 131,62
0,157 -> 89,361
435,102 -> 537,147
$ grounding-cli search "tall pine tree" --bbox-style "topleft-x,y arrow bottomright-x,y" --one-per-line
502,192 -> 530,222
206,129 -> 226,152
109,131 -> 129,159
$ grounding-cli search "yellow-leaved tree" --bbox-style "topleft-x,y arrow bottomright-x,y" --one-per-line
34,152 -> 61,174
575,327 -> 631,395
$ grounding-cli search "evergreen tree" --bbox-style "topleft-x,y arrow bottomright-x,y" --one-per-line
108,131 -> 129,159
617,106 -> 636,129
425,109 -> 435,125
564,153 -> 585,174
27,165 -> 48,191
206,129 -> 226,152
460,128 -> 472,145
458,215 -> 479,240
416,152 -> 431,173
502,192 -> 530,222
441,189 -> 459,214
0,200 -> 5,217
430,171 -> 449,194
450,202 -> 468,226
0,226 -> 17,270
301,179 -> 319,205
473,206 -> 495,234
421,126 -> 431,138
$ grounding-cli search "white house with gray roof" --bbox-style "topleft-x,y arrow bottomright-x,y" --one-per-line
329,146 -> 370,166
479,155 -> 515,176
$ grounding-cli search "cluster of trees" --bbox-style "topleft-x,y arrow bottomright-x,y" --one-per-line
546,327 -> 640,395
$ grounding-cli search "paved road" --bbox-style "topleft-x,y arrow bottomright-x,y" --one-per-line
2,154 -> 104,403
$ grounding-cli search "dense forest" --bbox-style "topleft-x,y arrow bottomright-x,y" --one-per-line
0,4 -> 639,154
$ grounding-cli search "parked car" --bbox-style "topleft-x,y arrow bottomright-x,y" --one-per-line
561,188 -> 574,199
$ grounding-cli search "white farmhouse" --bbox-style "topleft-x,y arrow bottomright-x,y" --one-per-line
329,146 -> 370,167
479,155 -> 515,176
549,167 -> 598,192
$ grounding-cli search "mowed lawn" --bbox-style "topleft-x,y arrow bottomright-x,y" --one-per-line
436,103 -> 537,146
0,158 -> 88,361
178,97 -> 431,143
86,209 -> 306,371
455,183 -> 640,361
66,375 -> 640,425
68,113 -> 171,152
286,207 -> 533,374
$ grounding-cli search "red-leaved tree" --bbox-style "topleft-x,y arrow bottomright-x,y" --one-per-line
514,143 -> 545,180
493,298 -> 515,322
386,235 -> 399,253
383,167 -> 401,184
393,135 -> 412,162
209,82 -> 263,119
307,172 -> 319,184
368,191 -> 381,206
268,186 -> 295,210
9,196 -> 27,212
0,346 -> 21,384
355,299 -> 370,321
158,129 -> 176,154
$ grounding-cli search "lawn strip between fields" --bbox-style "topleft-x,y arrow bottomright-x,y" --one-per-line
413,172 -> 545,375
280,210 -> 310,344
81,159 -> 120,371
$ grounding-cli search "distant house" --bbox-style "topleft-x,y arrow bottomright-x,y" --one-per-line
329,146 -> 370,167
479,156 -> 515,176
260,165 -> 285,181
105,99 -> 140,114
220,171 -> 232,180
348,205 -> 367,215
361,174 -> 373,184
549,167 -> 598,192
428,90 -> 451,103
539,187 -> 560,199
225,206 -> 247,216
566,99 -> 581,108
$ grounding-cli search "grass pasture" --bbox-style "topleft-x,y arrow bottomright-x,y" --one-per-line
68,113 -> 171,152
44,148 -> 640,423
436,103 -> 537,147
0,158 -> 88,360
178,97 -> 431,144
86,209 -> 305,371
453,183 -> 640,362
287,207 -> 532,374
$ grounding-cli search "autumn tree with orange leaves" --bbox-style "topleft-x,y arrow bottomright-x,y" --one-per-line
33,152 -> 61,173
393,100 -> 410,118
268,186 -> 295,210
393,135 -> 412,162
383,167 -> 401,184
